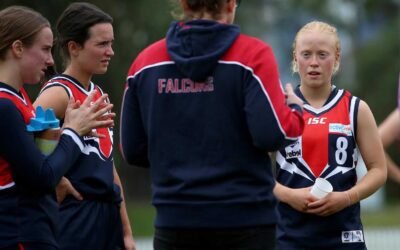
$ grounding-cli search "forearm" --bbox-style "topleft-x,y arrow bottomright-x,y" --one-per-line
386,152 -> 400,183
273,182 -> 290,204
113,166 -> 133,238
348,164 -> 386,204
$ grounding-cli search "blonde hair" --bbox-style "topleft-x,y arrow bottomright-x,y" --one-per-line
291,21 -> 341,74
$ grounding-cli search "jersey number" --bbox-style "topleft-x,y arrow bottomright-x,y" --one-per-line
335,137 -> 348,165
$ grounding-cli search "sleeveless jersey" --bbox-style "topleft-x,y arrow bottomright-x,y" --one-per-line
0,87 -> 35,190
41,74 -> 120,201
276,86 -> 366,249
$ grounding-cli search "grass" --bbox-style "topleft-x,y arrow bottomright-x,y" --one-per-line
362,203 -> 400,228
127,202 -> 156,237
127,202 -> 400,237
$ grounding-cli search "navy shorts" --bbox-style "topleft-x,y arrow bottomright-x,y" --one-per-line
57,197 -> 124,250
154,225 -> 276,250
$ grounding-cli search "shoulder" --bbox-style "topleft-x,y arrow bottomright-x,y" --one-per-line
227,34 -> 273,54
0,98 -> 21,118
357,99 -> 372,115
0,97 -> 17,110
128,38 -> 171,77
222,34 -> 276,69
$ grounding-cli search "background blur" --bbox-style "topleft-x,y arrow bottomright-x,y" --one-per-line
1,0 -> 399,246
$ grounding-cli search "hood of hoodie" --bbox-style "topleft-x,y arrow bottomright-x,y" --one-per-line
166,20 -> 240,82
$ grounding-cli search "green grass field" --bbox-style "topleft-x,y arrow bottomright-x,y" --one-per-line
361,203 -> 400,228
127,202 -> 400,237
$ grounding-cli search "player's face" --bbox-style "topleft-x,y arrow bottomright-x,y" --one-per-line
76,23 -> 114,75
20,27 -> 54,84
294,30 -> 337,89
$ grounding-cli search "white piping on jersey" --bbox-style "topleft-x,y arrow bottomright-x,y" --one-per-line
324,94 -> 358,180
318,164 -> 330,177
40,82 -> 73,97
304,88 -> 344,114
325,165 -> 355,180
62,129 -> 84,151
0,88 -> 28,105
53,79 -> 111,161
349,95 -> 360,166
276,151 -> 313,181
81,144 -> 107,161
0,182 -> 15,190
350,96 -> 357,139
126,60 -> 298,141
127,61 -> 175,81
219,60 -> 297,141
47,76 -> 95,95
119,88 -> 129,161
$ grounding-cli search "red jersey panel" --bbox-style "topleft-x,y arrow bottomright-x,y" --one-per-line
0,87 -> 35,188
302,91 -> 353,177
278,88 -> 359,180
43,76 -> 113,159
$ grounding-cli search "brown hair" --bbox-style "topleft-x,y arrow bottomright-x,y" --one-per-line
170,0 -> 229,20
56,2 -> 113,62
0,6 -> 50,60
292,21 -> 341,74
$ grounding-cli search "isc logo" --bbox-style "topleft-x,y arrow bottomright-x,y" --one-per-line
307,117 -> 327,124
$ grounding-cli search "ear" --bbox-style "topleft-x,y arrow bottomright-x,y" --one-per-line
292,51 -> 299,72
67,41 -> 82,58
226,0 -> 236,12
180,0 -> 190,12
293,51 -> 297,62
335,50 -> 340,64
10,40 -> 24,58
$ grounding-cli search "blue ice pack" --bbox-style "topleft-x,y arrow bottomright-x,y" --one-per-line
27,106 -> 60,132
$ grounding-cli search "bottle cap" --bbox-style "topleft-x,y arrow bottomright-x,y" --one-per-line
27,106 -> 60,132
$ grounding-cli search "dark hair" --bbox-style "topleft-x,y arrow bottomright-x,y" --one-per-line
56,2 -> 112,60
0,6 -> 50,60
171,0 -> 229,20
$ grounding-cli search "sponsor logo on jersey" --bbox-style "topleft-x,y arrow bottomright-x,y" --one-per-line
342,230 -> 364,243
329,123 -> 352,136
307,117 -> 327,124
285,140 -> 302,159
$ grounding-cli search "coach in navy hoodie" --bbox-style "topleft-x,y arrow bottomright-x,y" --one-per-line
120,0 -> 304,249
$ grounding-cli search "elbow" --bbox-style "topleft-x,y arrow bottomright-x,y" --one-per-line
253,134 -> 296,151
120,137 -> 150,167
16,176 -> 56,193
124,154 -> 150,168
120,145 -> 150,168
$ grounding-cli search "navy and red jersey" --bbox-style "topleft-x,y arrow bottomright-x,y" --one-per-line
276,86 -> 366,250
0,82 -> 84,248
41,74 -> 121,203
120,20 -> 304,229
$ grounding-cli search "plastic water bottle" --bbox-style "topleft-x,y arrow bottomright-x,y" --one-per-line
27,106 -> 60,155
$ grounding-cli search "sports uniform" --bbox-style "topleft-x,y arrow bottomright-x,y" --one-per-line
0,82 -> 84,249
40,74 -> 123,250
276,85 -> 367,250
121,19 -> 304,249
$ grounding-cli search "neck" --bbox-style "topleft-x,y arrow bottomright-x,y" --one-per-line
0,61 -> 23,91
63,64 -> 92,90
300,83 -> 332,108
189,14 -> 230,24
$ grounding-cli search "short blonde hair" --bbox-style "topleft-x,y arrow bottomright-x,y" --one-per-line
291,21 -> 341,74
